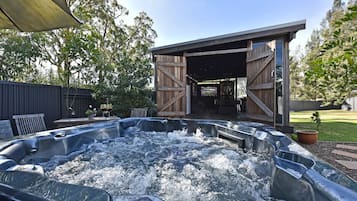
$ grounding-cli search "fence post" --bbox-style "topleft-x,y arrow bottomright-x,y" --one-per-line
59,86 -> 63,119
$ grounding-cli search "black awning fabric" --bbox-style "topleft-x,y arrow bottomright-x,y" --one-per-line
0,0 -> 81,32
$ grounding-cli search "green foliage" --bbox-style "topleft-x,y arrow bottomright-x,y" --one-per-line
0,31 -> 43,81
0,0 -> 157,116
290,54 -> 304,100
95,86 -> 155,117
302,0 -> 357,105
85,105 -> 97,117
310,111 -> 321,131
89,9 -> 157,116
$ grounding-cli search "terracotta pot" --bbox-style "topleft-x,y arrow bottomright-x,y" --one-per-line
296,130 -> 318,144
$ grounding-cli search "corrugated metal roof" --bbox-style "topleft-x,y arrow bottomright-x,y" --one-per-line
151,20 -> 306,55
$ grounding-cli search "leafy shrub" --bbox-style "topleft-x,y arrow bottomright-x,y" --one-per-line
311,111 -> 321,131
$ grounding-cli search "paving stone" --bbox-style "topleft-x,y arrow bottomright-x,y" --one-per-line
335,160 -> 357,170
332,150 -> 357,160
336,144 -> 357,151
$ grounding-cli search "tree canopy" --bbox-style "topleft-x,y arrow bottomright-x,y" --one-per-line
0,0 -> 157,116
0,31 -> 43,82
296,0 -> 357,105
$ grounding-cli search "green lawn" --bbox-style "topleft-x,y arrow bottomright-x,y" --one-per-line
290,110 -> 357,142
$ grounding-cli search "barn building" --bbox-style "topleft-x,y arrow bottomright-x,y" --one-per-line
150,20 -> 306,130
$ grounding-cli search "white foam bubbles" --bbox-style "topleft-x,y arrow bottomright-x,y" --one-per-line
43,129 -> 273,201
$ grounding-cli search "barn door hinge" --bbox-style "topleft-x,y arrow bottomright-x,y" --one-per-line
271,70 -> 275,78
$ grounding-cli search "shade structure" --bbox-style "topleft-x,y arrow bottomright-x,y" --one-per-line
0,0 -> 82,32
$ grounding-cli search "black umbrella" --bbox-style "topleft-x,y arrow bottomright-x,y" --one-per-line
0,0 -> 81,32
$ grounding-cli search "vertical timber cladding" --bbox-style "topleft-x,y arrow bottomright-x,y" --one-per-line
246,42 -> 276,123
156,55 -> 187,117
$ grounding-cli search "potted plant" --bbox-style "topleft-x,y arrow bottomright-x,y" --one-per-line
296,111 -> 321,144
85,105 -> 97,120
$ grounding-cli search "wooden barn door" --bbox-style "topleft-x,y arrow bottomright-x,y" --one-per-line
155,55 -> 186,117
246,42 -> 276,124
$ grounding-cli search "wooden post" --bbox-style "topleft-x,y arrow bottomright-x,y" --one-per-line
283,38 -> 290,127
183,56 -> 187,114
153,55 -> 157,105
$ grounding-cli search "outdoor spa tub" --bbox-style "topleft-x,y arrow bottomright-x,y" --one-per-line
0,118 -> 356,201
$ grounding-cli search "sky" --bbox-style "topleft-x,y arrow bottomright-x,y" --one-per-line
120,0 -> 336,55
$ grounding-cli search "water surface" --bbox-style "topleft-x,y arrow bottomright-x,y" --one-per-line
42,129 -> 273,201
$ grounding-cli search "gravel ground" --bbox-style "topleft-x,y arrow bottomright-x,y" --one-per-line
299,141 -> 357,181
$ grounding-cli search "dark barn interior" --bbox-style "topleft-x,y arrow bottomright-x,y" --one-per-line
187,57 -> 246,116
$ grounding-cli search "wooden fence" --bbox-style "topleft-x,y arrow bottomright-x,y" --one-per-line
0,81 -> 95,133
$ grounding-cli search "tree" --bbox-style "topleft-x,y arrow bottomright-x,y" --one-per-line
305,0 -> 356,105
302,0 -> 356,105
302,29 -> 323,100
290,55 -> 304,100
0,31 -> 43,82
94,11 -> 157,116
0,1 -> 157,116
37,0 -> 157,116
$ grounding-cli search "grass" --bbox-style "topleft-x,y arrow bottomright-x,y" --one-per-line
290,110 -> 357,142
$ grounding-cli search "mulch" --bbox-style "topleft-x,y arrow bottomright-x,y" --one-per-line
299,141 -> 357,181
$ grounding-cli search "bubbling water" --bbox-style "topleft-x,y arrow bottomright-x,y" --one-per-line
42,129 -> 273,201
